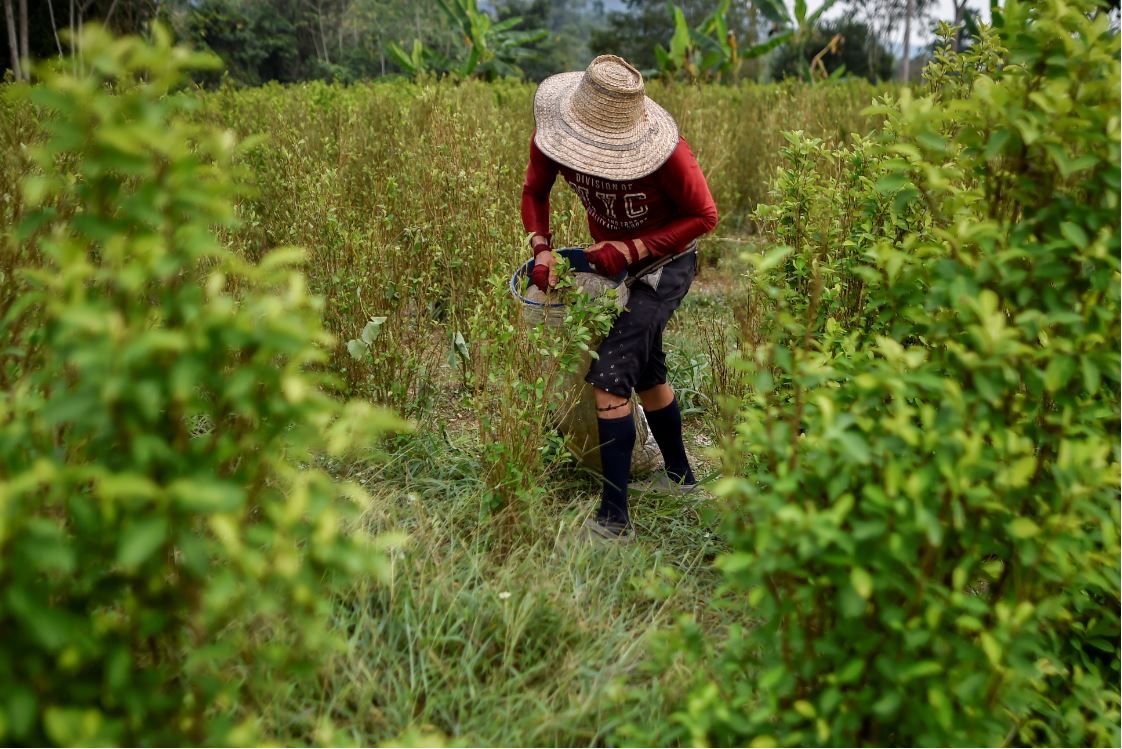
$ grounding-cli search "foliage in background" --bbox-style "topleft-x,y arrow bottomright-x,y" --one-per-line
591,0 -> 766,77
492,0 -> 601,82
181,0 -> 304,85
654,0 -> 791,82
754,0 -> 842,80
0,26 -> 403,745
846,0 -> 928,74
627,1 -> 1120,745
389,0 -> 547,80
770,19 -> 896,82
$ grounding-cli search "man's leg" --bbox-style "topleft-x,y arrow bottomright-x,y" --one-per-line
637,383 -> 695,486
633,275 -> 696,487
585,254 -> 697,530
593,387 -> 635,529
637,383 -> 674,412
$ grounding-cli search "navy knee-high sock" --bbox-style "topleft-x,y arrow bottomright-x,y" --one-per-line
644,397 -> 695,484
597,414 -> 636,526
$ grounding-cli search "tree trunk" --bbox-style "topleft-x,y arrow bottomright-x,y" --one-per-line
901,0 -> 914,82
16,0 -> 25,67
952,0 -> 968,51
46,0 -> 63,56
2,0 -> 20,80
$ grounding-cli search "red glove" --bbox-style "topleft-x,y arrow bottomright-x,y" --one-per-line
531,261 -> 551,293
530,244 -> 555,292
585,240 -> 640,278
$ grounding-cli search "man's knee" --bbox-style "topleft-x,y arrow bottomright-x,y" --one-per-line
637,383 -> 674,411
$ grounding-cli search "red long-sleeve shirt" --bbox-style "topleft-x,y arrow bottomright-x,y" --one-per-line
520,131 -> 719,258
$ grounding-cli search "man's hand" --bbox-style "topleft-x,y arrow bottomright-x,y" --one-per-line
584,239 -> 648,278
530,247 -> 558,293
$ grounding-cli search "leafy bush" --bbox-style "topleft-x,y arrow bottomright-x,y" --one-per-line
630,2 -> 1120,745
0,26 -> 403,745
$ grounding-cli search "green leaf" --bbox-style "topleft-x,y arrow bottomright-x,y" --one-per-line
1003,455 -> 1037,488
836,659 -> 864,684
668,5 -> 692,63
979,632 -> 1002,666
361,316 -> 387,344
837,431 -> 871,464
7,687 -> 36,738
1081,355 -> 1101,393
346,339 -> 369,361
875,173 -> 910,194
872,691 -> 901,717
117,516 -> 169,569
1045,143 -> 1100,177
753,0 -> 792,26
6,588 -> 73,651
1059,221 -> 1089,249
1043,355 -> 1076,392
742,30 -> 792,59
718,552 -> 755,574
850,566 -> 874,599
169,479 -> 246,513
388,40 -> 423,75
1009,517 -> 1040,539
44,707 -> 107,747
756,246 -> 792,272
984,129 -> 1011,159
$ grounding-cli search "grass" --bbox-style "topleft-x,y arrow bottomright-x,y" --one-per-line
267,421 -> 732,746
257,239 -> 761,745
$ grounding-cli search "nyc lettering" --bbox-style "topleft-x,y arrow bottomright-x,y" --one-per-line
570,179 -> 647,221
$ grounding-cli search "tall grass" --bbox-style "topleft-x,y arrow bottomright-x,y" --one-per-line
188,78 -> 881,404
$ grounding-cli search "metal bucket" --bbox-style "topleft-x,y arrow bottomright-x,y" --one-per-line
510,248 -> 661,476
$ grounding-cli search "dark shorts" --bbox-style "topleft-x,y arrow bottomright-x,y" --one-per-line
585,252 -> 697,398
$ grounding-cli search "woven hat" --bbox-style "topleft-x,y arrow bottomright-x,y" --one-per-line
533,55 -> 679,181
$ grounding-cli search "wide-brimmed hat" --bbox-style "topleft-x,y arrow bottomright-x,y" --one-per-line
533,55 -> 679,182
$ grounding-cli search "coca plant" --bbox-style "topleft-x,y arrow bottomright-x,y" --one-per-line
630,1 -> 1120,745
0,27 -> 404,745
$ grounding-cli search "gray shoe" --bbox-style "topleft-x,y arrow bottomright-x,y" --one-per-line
582,517 -> 635,543
633,472 -> 703,497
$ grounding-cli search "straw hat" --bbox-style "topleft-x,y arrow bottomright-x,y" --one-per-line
533,55 -> 679,182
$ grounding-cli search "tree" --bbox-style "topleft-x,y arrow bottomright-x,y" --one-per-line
843,0 -> 937,81
343,0 -> 460,78
3,0 -> 21,80
182,0 -> 302,85
0,0 -> 161,80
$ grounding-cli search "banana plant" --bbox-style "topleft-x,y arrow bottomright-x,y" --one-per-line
654,1 -> 732,80
387,39 -> 450,77
435,0 -> 547,80
754,0 -> 842,80
389,0 -> 546,80
654,0 -> 795,82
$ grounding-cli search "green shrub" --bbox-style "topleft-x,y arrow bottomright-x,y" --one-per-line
630,2 -> 1120,745
0,27 -> 403,745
